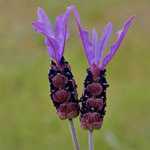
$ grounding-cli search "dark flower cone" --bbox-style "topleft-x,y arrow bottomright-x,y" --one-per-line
48,57 -> 80,120
80,67 -> 109,130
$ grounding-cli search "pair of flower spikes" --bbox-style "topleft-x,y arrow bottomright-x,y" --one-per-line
32,5 -> 134,131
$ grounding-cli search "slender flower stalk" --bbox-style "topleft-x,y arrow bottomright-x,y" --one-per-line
69,119 -> 80,150
71,5 -> 135,150
88,130 -> 94,150
32,6 -> 80,149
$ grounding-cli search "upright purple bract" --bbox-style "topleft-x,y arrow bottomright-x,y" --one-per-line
32,7 -> 72,63
71,5 -> 135,70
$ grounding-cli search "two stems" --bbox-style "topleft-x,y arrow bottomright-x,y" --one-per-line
68,119 -> 94,150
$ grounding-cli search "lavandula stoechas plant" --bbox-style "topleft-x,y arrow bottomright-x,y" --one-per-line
32,7 -> 80,150
72,7 -> 135,130
32,4 -> 135,150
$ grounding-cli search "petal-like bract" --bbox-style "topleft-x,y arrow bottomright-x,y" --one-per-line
101,16 -> 135,69
33,7 -> 53,36
71,5 -> 134,69
95,22 -> 112,64
32,7 -> 72,63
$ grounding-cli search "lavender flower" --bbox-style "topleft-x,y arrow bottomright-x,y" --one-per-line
32,7 -> 80,120
72,6 -> 135,130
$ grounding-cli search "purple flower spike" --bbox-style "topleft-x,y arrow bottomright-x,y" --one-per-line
72,6 -> 135,70
70,6 -> 135,130
32,6 -> 80,120
32,7 -> 72,63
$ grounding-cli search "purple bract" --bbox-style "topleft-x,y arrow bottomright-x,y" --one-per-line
71,5 -> 135,70
32,7 -> 72,63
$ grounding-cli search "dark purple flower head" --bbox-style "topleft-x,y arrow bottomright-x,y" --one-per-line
32,7 -> 72,63
71,6 -> 135,70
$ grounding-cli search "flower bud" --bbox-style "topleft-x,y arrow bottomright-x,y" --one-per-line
57,102 -> 80,120
86,98 -> 104,111
53,89 -> 70,103
52,74 -> 68,88
80,112 -> 103,130
86,83 -> 103,96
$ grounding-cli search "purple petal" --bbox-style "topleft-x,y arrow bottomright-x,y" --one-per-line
32,6 -> 72,63
101,16 -> 135,69
32,7 -> 57,60
37,7 -> 53,36
95,22 -> 112,64
44,37 -> 59,61
92,29 -> 99,64
32,7 -> 59,61
78,27 -> 94,65
55,6 -> 73,62
72,6 -> 94,65
44,38 -> 56,60
55,15 -> 64,39
32,21 -> 50,36
54,15 -> 67,61
78,28 -> 93,62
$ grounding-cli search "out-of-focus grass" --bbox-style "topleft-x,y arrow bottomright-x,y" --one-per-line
0,0 -> 150,149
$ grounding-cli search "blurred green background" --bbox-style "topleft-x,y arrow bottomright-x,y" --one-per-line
0,0 -> 150,150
